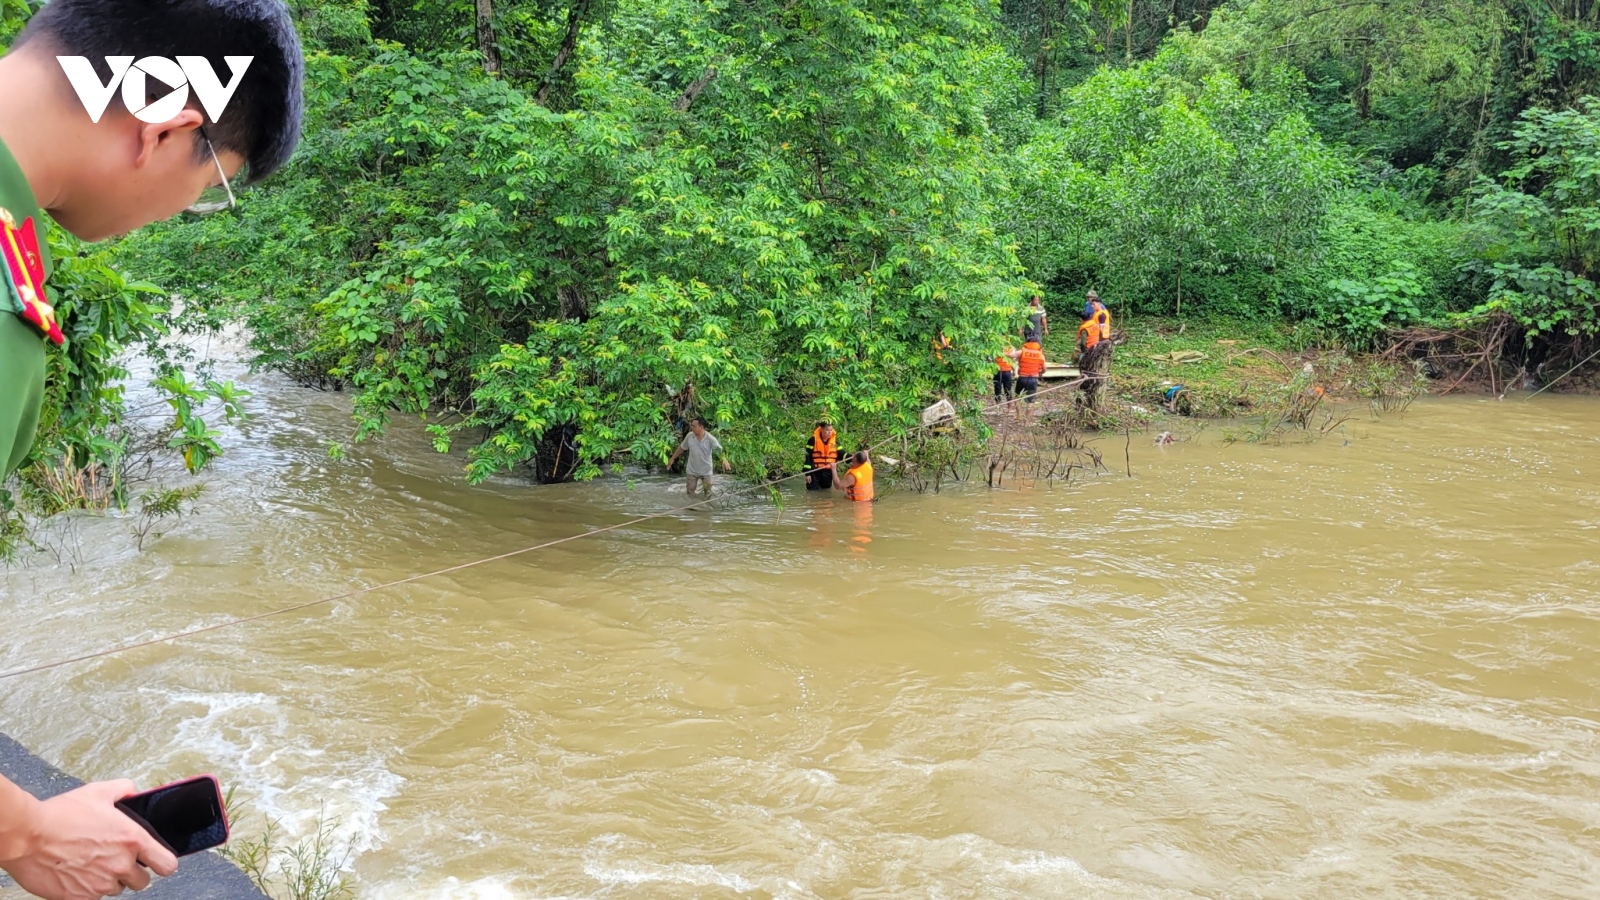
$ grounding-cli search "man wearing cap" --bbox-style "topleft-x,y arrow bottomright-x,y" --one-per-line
0,2 -> 303,896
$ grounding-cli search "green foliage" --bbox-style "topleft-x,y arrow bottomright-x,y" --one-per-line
1327,262 -> 1425,348
131,484 -> 204,550
1005,48 -> 1346,317
154,371 -> 248,474
1274,185 -> 1466,336
14,228 -> 248,508
0,485 -> 25,563
1468,98 -> 1600,341
220,792 -> 355,900
290,0 -> 374,55
33,229 -> 166,471
0,0 -> 33,44
86,0 -> 1600,479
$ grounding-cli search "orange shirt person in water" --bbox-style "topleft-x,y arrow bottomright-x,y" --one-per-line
832,450 -> 875,502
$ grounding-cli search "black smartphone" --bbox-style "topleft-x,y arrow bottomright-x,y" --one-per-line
114,775 -> 231,856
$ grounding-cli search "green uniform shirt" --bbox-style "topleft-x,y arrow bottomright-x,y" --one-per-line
0,136 -> 51,477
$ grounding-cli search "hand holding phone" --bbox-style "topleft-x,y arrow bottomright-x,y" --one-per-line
114,776 -> 230,857
0,779 -> 179,900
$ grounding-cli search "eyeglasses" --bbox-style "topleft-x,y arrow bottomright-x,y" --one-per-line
186,128 -> 238,215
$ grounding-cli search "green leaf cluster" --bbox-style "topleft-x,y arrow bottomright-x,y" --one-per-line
1466,98 -> 1600,341
1003,47 -> 1347,317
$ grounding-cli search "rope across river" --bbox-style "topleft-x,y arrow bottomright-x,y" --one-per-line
0,374 -> 1093,681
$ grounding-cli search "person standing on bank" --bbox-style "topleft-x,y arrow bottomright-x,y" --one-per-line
1084,290 -> 1111,344
806,421 -> 839,491
832,449 -> 874,502
0,2 -> 303,898
994,345 -> 1016,404
668,417 -> 731,499
1077,305 -> 1103,359
1078,292 -> 1115,412
1021,295 -> 1048,340
1008,333 -> 1047,422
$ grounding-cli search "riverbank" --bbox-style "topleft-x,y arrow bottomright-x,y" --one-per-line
0,732 -> 267,899
1035,316 -> 1437,420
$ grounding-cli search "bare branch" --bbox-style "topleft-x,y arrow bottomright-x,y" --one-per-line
536,0 -> 594,107
674,60 -> 723,112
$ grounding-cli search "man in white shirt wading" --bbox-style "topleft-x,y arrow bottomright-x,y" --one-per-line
667,417 -> 732,499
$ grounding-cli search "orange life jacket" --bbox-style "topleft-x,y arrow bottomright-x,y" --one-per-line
811,428 -> 839,467
1078,318 -> 1100,349
1018,342 -> 1045,377
996,354 -> 1014,373
1092,302 -> 1112,342
845,461 -> 874,502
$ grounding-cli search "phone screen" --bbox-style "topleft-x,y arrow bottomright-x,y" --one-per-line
115,777 -> 229,856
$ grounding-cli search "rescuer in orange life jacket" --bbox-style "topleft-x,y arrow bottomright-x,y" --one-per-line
1083,290 -> 1112,346
806,421 -> 841,491
832,449 -> 875,502
994,345 -> 1016,403
1077,303 -> 1106,359
1007,332 -> 1047,421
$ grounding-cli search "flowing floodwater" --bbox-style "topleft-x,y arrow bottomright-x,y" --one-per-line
3,357 -> 1600,899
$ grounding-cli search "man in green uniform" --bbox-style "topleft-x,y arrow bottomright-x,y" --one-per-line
0,2 -> 302,897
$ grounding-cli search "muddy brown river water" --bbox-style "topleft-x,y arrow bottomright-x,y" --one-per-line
2,362 -> 1599,898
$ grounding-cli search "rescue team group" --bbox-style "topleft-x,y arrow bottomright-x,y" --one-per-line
668,291 -> 1113,506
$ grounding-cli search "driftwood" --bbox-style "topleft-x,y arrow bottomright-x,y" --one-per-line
1383,315 -> 1515,395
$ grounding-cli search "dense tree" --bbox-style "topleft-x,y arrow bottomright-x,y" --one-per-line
123,0 -> 1029,482
1004,53 -> 1346,317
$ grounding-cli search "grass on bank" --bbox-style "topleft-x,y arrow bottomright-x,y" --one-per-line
1038,316 -> 1336,416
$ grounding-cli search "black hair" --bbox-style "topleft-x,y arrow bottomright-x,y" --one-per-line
854,450 -> 869,464
817,421 -> 832,429
690,416 -> 708,428
18,0 -> 303,183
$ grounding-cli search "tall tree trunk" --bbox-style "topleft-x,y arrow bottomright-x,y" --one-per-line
1175,245 -> 1183,317
557,283 -> 588,321
1079,342 -> 1114,413
1035,0 -> 1053,118
1125,0 -> 1134,60
1355,56 -> 1372,120
475,0 -> 500,77
537,0 -> 594,107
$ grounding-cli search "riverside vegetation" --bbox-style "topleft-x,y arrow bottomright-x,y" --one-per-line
5,0 -> 1600,548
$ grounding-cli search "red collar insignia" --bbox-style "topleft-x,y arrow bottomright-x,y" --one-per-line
1,215 -> 62,345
